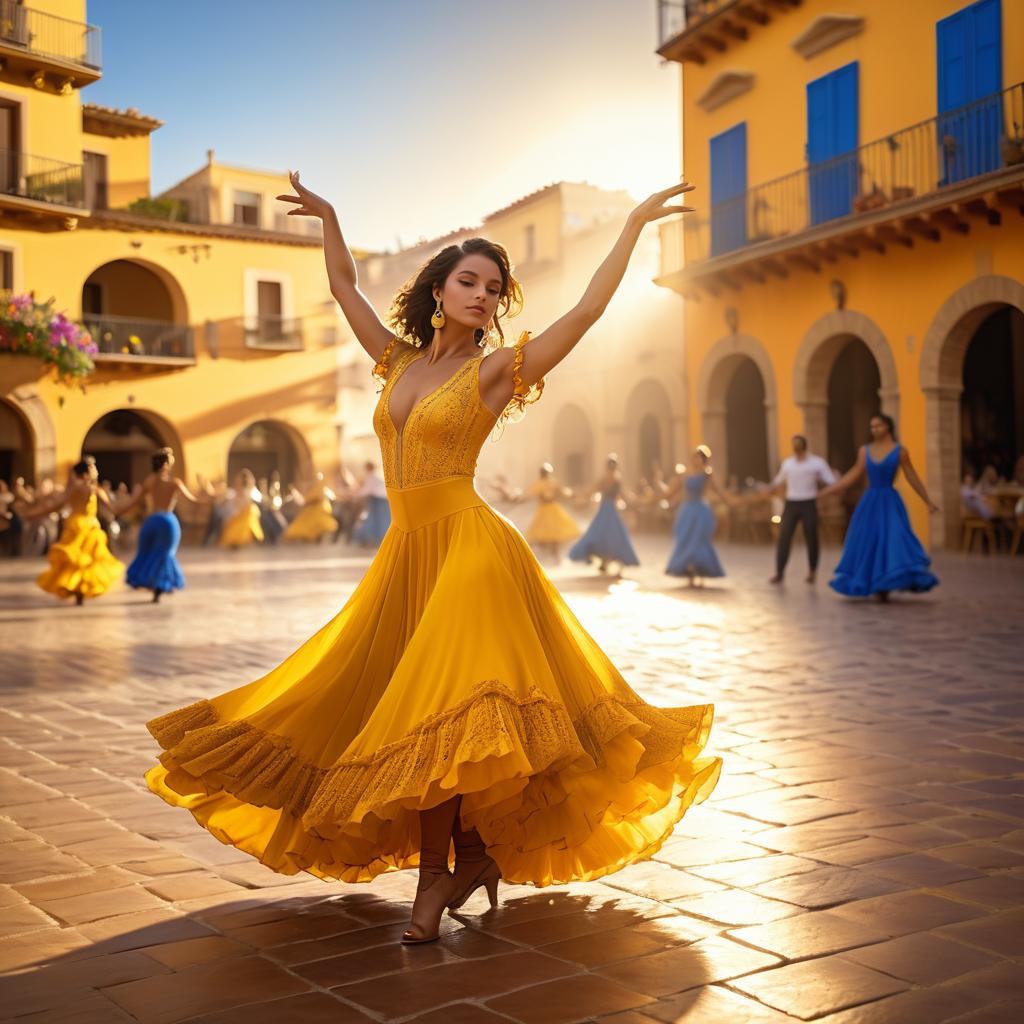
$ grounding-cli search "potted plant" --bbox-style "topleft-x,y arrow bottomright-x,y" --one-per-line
0,292 -> 96,385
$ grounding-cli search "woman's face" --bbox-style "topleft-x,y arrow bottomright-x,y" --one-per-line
869,416 -> 890,441
436,254 -> 503,333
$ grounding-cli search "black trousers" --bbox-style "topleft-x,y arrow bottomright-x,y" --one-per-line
776,499 -> 820,575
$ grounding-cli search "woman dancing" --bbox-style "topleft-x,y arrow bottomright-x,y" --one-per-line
284,472 -> 338,543
218,469 -> 265,549
569,454 -> 639,575
33,456 -> 125,605
665,446 -> 734,586
142,170 -> 719,945
819,413 -> 939,601
522,462 -> 580,562
119,447 -> 207,602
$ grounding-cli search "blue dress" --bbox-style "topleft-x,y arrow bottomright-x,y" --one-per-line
830,446 -> 939,597
665,474 -> 725,578
569,482 -> 640,567
127,511 -> 186,594
352,495 -> 391,547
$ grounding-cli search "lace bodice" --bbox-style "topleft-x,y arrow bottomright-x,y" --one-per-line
373,346 -> 500,488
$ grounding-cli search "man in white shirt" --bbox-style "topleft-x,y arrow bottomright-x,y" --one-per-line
768,435 -> 838,584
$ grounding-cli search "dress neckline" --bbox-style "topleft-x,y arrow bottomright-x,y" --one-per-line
387,349 -> 484,435
866,445 -> 899,465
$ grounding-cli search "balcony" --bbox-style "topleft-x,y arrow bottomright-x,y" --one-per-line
0,1 -> 101,87
658,82 -> 1024,294
243,314 -> 305,352
85,315 -> 195,366
657,0 -> 802,64
0,150 -> 86,215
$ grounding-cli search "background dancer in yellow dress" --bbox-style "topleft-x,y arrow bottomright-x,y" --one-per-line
143,170 -> 719,946
284,472 -> 338,543
520,462 -> 581,563
218,468 -> 264,549
31,456 -> 124,605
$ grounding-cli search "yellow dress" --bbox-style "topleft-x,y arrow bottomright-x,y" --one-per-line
219,500 -> 264,548
525,479 -> 583,544
284,485 -> 337,542
144,344 -> 720,885
37,492 -> 124,600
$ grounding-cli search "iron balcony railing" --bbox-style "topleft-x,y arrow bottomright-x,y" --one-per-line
0,0 -> 101,69
667,81 -> 1024,268
85,315 -> 195,361
244,314 -> 304,351
657,0 -> 731,47
0,150 -> 84,208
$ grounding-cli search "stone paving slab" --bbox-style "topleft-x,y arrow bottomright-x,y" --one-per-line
1,537 -> 1022,1022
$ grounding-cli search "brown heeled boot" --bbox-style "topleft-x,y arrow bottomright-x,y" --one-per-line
448,815 -> 501,912
402,799 -> 459,945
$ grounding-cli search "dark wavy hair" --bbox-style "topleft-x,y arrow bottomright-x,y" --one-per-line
870,412 -> 897,441
387,238 -> 523,348
72,455 -> 97,477
151,446 -> 174,472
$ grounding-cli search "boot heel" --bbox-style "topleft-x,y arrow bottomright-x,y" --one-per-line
484,873 -> 499,908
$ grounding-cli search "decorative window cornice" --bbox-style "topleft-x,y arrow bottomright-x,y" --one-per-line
791,14 -> 865,60
697,69 -> 755,112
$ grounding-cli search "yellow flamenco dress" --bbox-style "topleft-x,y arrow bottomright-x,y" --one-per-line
144,339 -> 721,886
525,478 -> 582,545
37,492 -> 124,600
284,483 -> 337,542
219,499 -> 264,549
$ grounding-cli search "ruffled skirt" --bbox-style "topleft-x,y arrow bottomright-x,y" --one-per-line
144,475 -> 720,886
127,511 -> 186,593
569,498 -> 640,567
37,512 -> 124,600
219,505 -> 264,548
527,501 -> 581,544
665,501 -> 725,578
830,487 -> 939,596
284,501 -> 337,542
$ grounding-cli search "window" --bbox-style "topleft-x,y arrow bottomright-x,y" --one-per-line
0,249 -> 12,291
524,223 -> 536,263
806,62 -> 859,225
710,122 -> 747,255
233,190 -> 261,227
83,151 -> 108,209
256,279 -> 284,341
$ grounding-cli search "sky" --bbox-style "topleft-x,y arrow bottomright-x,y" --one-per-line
86,0 -> 682,252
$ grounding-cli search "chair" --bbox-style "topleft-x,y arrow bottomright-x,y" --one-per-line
1010,515 -> 1023,557
961,510 -> 998,553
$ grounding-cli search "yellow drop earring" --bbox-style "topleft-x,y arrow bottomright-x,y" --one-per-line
431,297 -> 446,330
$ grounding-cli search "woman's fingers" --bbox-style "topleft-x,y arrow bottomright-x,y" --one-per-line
275,194 -> 302,203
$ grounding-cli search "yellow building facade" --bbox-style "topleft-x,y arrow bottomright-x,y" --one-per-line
0,1 -> 346,497
656,0 -> 1024,547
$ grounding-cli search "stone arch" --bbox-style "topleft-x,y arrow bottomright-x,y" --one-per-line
624,378 -> 675,484
0,386 -> 56,481
793,310 -> 899,463
920,275 -> 1024,548
81,407 -> 186,488
551,403 -> 594,488
228,418 -> 312,489
697,333 -> 778,482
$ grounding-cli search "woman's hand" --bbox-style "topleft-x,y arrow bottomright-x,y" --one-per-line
627,181 -> 696,226
276,170 -> 334,220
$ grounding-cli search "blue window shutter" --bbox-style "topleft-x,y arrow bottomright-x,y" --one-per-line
807,62 -> 859,224
710,123 -> 747,256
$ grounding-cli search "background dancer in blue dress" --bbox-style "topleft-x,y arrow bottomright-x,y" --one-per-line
569,454 -> 639,576
120,447 -> 208,603
818,414 -> 939,602
352,460 -> 391,548
665,446 -> 736,586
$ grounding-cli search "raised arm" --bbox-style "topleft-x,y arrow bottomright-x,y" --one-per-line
480,182 -> 695,409
899,447 -> 939,512
175,478 -> 211,504
818,447 -> 866,499
276,171 -> 393,361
